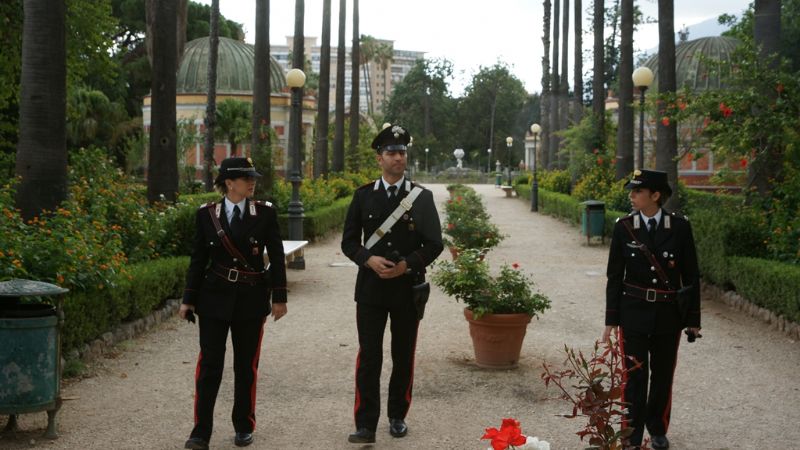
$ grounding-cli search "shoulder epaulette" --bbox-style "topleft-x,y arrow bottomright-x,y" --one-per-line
616,213 -> 635,223
670,211 -> 689,221
198,202 -> 216,210
254,200 -> 273,208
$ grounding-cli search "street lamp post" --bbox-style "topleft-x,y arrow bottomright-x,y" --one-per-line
486,148 -> 491,174
407,136 -> 414,177
286,67 -> 306,269
632,66 -> 654,170
529,123 -> 541,212
505,137 -> 513,185
424,147 -> 429,173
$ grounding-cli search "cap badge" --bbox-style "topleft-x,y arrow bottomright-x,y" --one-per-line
633,169 -> 642,176
391,125 -> 406,139
247,157 -> 253,165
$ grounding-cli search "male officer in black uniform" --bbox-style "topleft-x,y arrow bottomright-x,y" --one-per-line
341,124 -> 443,444
179,157 -> 288,450
603,169 -> 701,449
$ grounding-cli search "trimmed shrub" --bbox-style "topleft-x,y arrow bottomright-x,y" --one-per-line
726,257 -> 800,323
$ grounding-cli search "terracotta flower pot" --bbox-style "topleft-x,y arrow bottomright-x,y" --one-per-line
449,246 -> 459,260
463,308 -> 532,369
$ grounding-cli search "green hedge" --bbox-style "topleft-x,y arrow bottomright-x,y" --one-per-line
726,257 -> 800,323
61,257 -> 189,351
515,184 -> 628,236
277,196 -> 352,241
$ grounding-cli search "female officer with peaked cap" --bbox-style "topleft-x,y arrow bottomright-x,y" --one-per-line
179,157 -> 288,449
603,169 -> 701,449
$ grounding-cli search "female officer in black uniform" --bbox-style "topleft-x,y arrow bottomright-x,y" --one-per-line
603,169 -> 701,450
179,157 -> 288,449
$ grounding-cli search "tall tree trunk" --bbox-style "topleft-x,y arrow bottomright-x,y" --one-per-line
290,0 -> 305,175
655,0 -> 678,210
348,0 -> 360,170
540,0 -> 551,171
252,0 -> 272,189
592,0 -> 605,152
314,0 -> 331,178
332,0 -> 346,172
203,0 -> 219,191
749,0 -> 782,197
615,0 -> 634,178
559,0 -> 570,169
362,54 -> 372,116
15,0 -> 66,219
147,0 -> 178,203
146,0 -> 188,67
549,0 -> 560,169
176,0 -> 188,65
573,0 -> 583,126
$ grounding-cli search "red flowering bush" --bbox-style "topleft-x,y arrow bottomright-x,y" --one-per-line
481,418 -> 550,450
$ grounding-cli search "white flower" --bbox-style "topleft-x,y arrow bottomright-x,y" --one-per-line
520,436 -> 550,450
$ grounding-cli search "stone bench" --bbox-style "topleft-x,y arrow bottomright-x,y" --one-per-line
500,185 -> 516,197
264,240 -> 309,270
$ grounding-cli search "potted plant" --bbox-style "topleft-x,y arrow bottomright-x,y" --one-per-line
432,248 -> 551,368
443,190 -> 505,257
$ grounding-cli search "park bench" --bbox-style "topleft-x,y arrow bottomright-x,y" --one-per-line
263,240 -> 309,270
500,185 -> 516,197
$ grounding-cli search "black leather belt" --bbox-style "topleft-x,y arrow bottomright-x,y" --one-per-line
211,263 -> 266,284
623,282 -> 676,302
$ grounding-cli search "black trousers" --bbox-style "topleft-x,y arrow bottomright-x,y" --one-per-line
353,301 -> 419,432
191,315 -> 266,441
618,328 -> 682,446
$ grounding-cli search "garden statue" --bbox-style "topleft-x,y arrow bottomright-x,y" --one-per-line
453,148 -> 465,169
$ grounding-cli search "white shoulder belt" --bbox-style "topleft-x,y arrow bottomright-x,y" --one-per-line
364,186 -> 424,250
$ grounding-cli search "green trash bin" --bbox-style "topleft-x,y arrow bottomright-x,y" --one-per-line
580,200 -> 606,244
0,279 -> 68,439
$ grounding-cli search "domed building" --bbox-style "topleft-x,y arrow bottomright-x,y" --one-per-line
638,35 -> 742,189
142,36 -> 316,177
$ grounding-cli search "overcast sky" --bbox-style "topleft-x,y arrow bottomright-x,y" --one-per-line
196,0 -> 752,96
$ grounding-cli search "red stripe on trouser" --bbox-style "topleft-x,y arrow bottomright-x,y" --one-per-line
248,320 -> 266,430
193,351 -> 203,424
661,332 -> 682,433
353,350 -> 362,424
402,321 -> 420,417
617,328 -> 629,431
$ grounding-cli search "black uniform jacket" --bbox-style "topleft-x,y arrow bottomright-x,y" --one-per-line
606,209 -> 701,334
182,198 -> 287,321
341,179 -> 444,306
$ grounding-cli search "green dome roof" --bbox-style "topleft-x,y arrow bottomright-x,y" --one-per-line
642,36 -> 740,92
177,37 -> 286,94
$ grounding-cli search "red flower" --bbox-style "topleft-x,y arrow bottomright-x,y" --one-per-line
686,152 -> 693,162
740,158 -> 748,169
481,418 -> 527,450
512,263 -> 520,269
702,116 -> 712,130
719,102 -> 733,118
447,223 -> 455,230
592,148 -> 599,154
776,83 -> 785,94
661,117 -> 671,127
678,101 -> 687,111
597,157 -> 604,165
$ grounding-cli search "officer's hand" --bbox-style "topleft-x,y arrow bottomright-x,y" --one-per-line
366,255 -> 395,274
378,260 -> 407,279
179,303 -> 195,320
686,327 -> 702,337
271,303 -> 287,321
601,325 -> 617,343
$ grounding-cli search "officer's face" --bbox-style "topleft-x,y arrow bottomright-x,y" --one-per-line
226,176 -> 257,198
629,187 -> 661,212
377,150 -> 407,178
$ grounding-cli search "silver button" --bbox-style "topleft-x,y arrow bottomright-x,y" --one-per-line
650,266 -> 656,271
369,214 -> 373,218
631,253 -> 636,257
670,254 -> 674,258
387,242 -> 392,247
652,278 -> 657,284
233,258 -> 238,262
663,251 -> 669,258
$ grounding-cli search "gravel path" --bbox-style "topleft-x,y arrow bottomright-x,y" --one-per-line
2,183 -> 799,449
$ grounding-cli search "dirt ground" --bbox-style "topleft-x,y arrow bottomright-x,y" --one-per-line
2,183 -> 799,450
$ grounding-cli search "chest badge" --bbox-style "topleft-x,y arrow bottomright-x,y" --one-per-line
408,223 -> 415,231
252,247 -> 260,255
668,260 -> 676,268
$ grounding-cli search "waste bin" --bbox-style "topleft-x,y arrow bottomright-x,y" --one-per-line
580,200 -> 606,244
0,279 -> 68,439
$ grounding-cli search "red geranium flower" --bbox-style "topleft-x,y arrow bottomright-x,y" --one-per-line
740,158 -> 748,169
481,418 -> 527,450
447,223 -> 455,230
512,263 -> 520,269
597,157 -> 604,165
719,102 -> 733,118
661,117 -> 671,127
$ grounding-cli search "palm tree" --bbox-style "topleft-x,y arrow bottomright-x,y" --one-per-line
15,0 -> 67,219
559,0 -> 570,168
314,0 -> 331,178
749,0 -> 782,196
615,0 -> 633,178
359,34 -> 376,115
540,0 -> 551,170
147,0 -> 179,203
348,0 -> 360,170
332,0 -> 346,172
592,0 -> 605,152
374,42 -> 394,109
549,0 -> 560,169
655,0 -> 678,210
203,0 -> 220,191
573,0 -> 583,126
